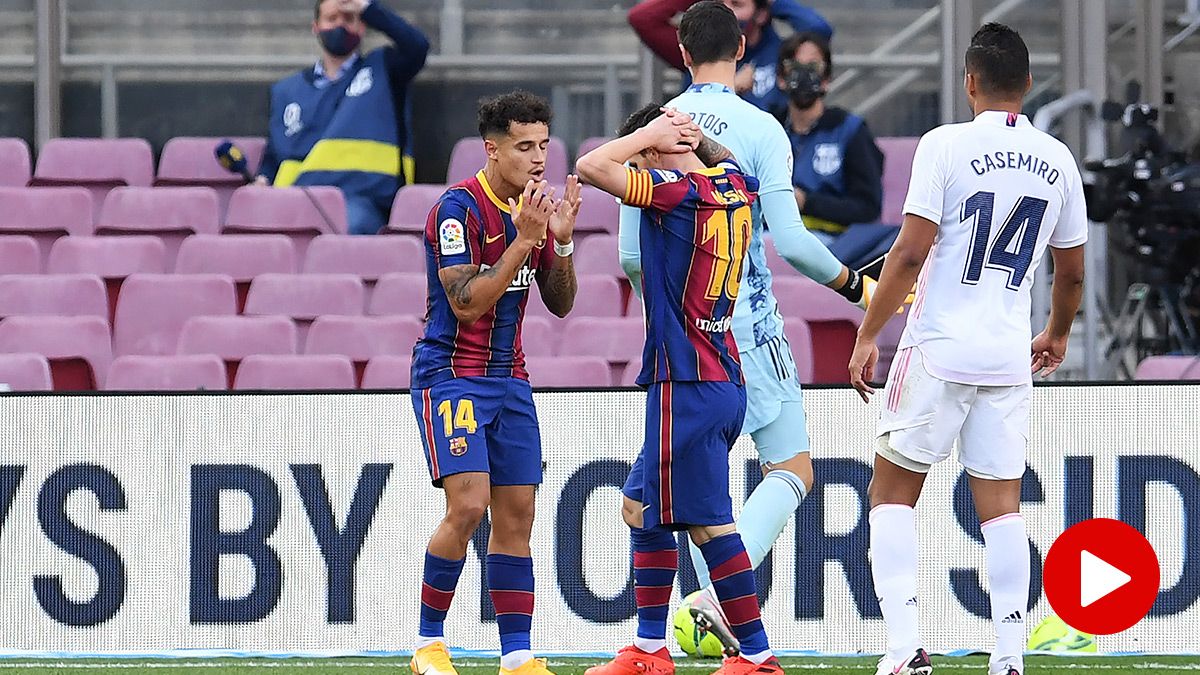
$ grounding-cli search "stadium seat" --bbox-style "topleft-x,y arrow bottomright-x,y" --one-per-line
361,355 -> 412,389
244,273 -> 364,341
0,236 -> 41,274
31,138 -> 155,221
0,353 -> 53,391
233,354 -> 356,390
113,274 -> 237,356
575,136 -> 610,161
224,185 -> 347,257
524,356 -> 612,387
575,185 -> 622,235
877,136 -> 919,225
0,138 -> 31,187
521,316 -> 558,357
48,236 -> 168,323
782,317 -> 816,384
305,314 -> 423,384
772,276 -> 864,384
0,274 -> 108,319
573,234 -> 623,277
303,234 -> 424,280
1135,355 -> 1200,380
560,316 -> 645,384
155,137 -> 266,215
0,187 -> 94,266
105,354 -> 227,391
175,234 -> 296,310
177,315 -> 299,387
619,359 -> 642,386
525,274 -> 623,321
96,186 -> 221,267
368,273 -> 428,318
385,184 -> 445,234
0,315 -> 112,390
446,136 -> 569,185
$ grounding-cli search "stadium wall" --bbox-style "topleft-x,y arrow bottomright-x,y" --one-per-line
0,386 -> 1197,656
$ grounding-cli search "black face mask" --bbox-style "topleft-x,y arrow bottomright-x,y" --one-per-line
781,60 -> 826,109
318,26 -> 361,57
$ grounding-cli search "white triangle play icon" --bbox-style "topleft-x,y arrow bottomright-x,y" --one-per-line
1081,549 -> 1132,608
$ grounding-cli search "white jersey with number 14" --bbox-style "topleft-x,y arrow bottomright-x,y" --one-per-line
900,110 -> 1088,386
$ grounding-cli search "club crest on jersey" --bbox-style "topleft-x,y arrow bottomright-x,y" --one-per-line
449,437 -> 468,456
347,67 -> 374,97
812,143 -> 842,176
439,218 -> 466,255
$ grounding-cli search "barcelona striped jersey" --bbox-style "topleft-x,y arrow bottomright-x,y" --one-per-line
624,160 -> 759,386
411,171 -> 552,389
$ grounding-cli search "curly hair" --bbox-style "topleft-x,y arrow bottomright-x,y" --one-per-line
477,90 -> 553,139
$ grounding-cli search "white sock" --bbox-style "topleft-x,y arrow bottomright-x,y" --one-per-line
500,649 -> 534,671
741,648 -> 774,664
633,637 -> 667,654
416,635 -> 443,649
869,504 -> 920,663
982,513 -> 1029,672
688,469 -> 806,588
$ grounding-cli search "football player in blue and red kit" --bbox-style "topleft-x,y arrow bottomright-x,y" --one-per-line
576,105 -> 784,675
409,90 -> 581,675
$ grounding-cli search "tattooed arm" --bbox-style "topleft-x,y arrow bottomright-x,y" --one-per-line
438,240 -> 535,325
536,252 -> 577,318
694,134 -> 734,167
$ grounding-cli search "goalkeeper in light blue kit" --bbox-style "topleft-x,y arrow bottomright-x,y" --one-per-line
618,1 -> 877,653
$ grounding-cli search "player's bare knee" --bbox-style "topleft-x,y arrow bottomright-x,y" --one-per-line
445,492 -> 489,534
764,454 -> 814,493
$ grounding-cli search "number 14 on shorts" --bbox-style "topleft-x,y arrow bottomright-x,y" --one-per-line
437,399 -> 478,436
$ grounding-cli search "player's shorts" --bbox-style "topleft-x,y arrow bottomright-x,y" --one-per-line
876,347 -> 1030,481
411,376 -> 542,488
740,334 -> 809,462
623,380 -> 747,530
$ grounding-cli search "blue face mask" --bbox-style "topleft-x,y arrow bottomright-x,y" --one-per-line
318,26 -> 361,57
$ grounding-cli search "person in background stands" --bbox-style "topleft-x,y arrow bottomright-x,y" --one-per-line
258,0 -> 429,234
628,0 -> 832,112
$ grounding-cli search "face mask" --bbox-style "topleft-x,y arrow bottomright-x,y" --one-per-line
781,60 -> 826,109
318,26 -> 361,57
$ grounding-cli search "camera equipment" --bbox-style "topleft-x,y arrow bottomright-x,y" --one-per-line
780,59 -> 825,109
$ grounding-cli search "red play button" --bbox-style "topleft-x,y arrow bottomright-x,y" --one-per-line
1043,518 -> 1160,635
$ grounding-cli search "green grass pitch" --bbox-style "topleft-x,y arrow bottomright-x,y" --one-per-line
3,655 -> 1200,675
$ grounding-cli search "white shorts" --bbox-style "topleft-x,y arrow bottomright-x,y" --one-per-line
876,347 -> 1030,480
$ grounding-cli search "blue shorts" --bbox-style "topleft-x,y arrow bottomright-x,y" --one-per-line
411,377 -> 542,488
623,381 -> 746,530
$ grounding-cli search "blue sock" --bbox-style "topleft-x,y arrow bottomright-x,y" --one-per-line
631,525 -> 678,646
486,554 -> 535,666
420,552 -> 465,639
690,470 -> 806,589
698,533 -> 772,660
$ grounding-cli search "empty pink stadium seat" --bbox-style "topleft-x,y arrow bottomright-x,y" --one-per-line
48,236 -> 168,322
782,317 -> 816,384
773,276 -> 864,384
234,354 -> 356,390
447,136 -> 568,185
0,315 -> 112,390
303,234 -> 423,280
524,356 -> 612,387
560,316 -> 645,383
520,316 -> 558,357
1135,355 -> 1200,380
525,274 -> 623,321
106,354 -> 227,391
0,353 -> 52,391
0,187 -> 93,265
305,314 -> 422,384
576,185 -> 622,235
224,186 -> 347,256
385,184 -> 444,234
156,136 -> 266,183
178,315 -> 298,387
575,136 -> 610,160
0,236 -> 41,274
0,274 -> 108,319
619,359 -> 642,386
573,234 -> 623,277
369,273 -> 428,317
113,274 -> 237,356
0,138 -> 31,187
876,137 -> 919,225
31,138 -> 155,221
175,234 -> 296,310
361,355 -> 412,389
244,273 -> 364,342
96,186 -> 221,267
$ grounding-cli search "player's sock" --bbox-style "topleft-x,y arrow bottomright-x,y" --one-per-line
630,525 -> 678,654
982,513 -> 1030,670
869,504 -> 921,663
418,551 -> 466,647
688,470 -> 806,589
697,532 -> 772,663
486,553 -> 535,670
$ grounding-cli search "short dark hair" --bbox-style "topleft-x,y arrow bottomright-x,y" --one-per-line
618,102 -> 665,138
477,90 -> 553,139
778,32 -> 832,79
313,0 -> 326,20
678,1 -> 741,66
965,22 -> 1030,98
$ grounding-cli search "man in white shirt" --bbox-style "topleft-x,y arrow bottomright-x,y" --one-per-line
848,22 -> 1087,675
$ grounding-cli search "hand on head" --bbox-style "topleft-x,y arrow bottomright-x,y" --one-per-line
643,107 -> 702,154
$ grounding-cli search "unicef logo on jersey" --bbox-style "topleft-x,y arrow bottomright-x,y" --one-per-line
347,67 -> 374,97
283,102 -> 303,137
812,143 -> 842,176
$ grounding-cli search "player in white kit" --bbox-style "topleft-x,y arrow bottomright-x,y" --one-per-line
848,23 -> 1087,675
